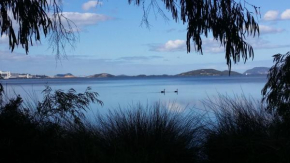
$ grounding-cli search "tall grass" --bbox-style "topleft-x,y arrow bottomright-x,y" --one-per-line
1,88 -> 290,163
96,103 -> 203,163
202,94 -> 290,163
0,91 -> 203,163
0,87 -> 104,163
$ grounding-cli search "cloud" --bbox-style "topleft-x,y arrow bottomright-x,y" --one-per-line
0,49 -> 276,77
82,1 -> 102,11
263,10 -> 279,21
150,40 -> 186,52
0,50 -> 52,63
63,12 -> 111,27
259,25 -> 284,34
149,32 -> 290,54
117,56 -> 163,61
202,37 -> 289,51
281,9 -> 290,20
198,37 -> 289,53
247,37 -> 290,50
202,39 -> 224,53
0,35 -> 8,44
47,0 -> 60,6
263,9 -> 290,21
0,51 -> 120,75
149,39 -> 224,53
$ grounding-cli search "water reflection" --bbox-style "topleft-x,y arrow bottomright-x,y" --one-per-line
1,76 -> 267,114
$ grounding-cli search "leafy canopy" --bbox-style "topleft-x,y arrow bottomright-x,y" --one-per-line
262,52 -> 290,119
0,0 -> 259,70
37,86 -> 103,125
129,0 -> 260,71
0,0 -> 76,57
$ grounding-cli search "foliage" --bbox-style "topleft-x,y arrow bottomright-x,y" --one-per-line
2,93 -> 290,163
0,97 -> 204,163
97,103 -> 203,163
202,94 -> 290,163
0,86 -> 103,162
0,94 -> 101,163
1,0 -> 259,70
262,52 -> 290,120
0,96 -> 48,163
0,84 -> 3,104
128,0 -> 259,71
0,0 -> 76,57
36,86 -> 103,125
0,95 -> 31,123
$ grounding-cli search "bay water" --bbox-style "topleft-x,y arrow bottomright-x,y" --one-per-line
1,76 -> 267,115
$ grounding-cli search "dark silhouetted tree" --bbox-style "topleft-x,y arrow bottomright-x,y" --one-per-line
128,0 -> 260,71
262,52 -> 290,120
1,0 -> 259,70
36,86 -> 103,125
0,0 -> 76,58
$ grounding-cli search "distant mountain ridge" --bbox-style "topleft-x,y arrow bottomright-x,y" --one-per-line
6,67 -> 268,79
88,73 -> 115,78
243,67 -> 269,75
55,73 -> 75,78
51,67 -> 268,79
177,69 -> 242,76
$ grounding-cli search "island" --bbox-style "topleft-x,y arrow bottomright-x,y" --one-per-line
176,69 -> 242,76
243,67 -> 269,75
88,73 -> 115,78
1,67 -> 269,79
54,73 -> 76,78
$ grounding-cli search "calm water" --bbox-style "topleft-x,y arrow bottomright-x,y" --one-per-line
1,76 -> 267,114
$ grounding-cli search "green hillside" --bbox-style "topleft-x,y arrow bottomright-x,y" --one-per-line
177,69 -> 242,76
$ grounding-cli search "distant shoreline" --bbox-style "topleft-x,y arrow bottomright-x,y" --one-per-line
1,67 -> 269,79
1,74 -> 268,80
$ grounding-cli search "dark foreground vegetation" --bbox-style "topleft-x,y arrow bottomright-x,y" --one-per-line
1,0 -> 289,162
1,52 -> 290,163
0,90 -> 290,163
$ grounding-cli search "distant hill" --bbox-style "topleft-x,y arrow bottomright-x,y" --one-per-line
117,74 -> 129,77
177,69 -> 242,76
244,67 -> 269,75
35,75 -> 49,79
55,73 -> 75,78
148,74 -> 170,77
88,73 -> 115,78
136,74 -> 147,77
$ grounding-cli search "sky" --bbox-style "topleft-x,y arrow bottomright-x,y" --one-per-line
0,0 -> 290,76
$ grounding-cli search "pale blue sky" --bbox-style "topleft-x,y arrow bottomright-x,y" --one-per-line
0,0 -> 290,76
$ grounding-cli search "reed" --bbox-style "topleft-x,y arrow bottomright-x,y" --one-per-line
202,94 -> 290,163
1,89 -> 290,163
96,103 -> 203,163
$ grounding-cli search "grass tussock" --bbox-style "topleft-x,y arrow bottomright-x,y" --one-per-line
0,92 -> 203,163
1,89 -> 290,163
96,103 -> 203,163
202,94 -> 290,163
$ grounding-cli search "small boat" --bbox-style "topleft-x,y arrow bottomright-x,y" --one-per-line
161,89 -> 165,93
174,89 -> 178,93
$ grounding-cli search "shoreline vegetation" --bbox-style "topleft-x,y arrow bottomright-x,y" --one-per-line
1,67 -> 269,79
0,87 -> 290,163
0,1 -> 288,162
1,54 -> 289,163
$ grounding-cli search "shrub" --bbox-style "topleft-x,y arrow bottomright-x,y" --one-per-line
97,103 -> 203,163
202,94 -> 290,163
262,52 -> 290,121
0,86 -> 103,163
36,86 -> 103,126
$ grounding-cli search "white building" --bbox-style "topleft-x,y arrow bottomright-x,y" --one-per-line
0,71 -> 11,79
18,74 -> 32,78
